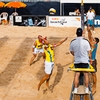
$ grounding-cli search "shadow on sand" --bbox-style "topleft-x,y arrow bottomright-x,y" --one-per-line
0,37 -> 32,86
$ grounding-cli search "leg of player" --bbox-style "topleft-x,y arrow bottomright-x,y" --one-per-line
73,72 -> 80,93
92,73 -> 97,94
30,54 -> 37,66
84,72 -> 89,93
38,74 -> 50,91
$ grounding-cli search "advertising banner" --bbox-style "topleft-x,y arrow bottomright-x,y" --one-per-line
61,0 -> 100,3
15,16 -> 22,22
48,16 -> 81,27
94,16 -> 100,27
48,16 -> 100,27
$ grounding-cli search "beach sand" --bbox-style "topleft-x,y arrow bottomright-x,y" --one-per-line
0,25 -> 100,100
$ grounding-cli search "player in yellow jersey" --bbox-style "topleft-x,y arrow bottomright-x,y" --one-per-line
38,37 -> 68,91
30,35 -> 45,66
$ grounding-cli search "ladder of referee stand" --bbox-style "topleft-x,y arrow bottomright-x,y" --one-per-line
69,73 -> 94,100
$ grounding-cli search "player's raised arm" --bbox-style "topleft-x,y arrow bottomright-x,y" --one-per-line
54,37 -> 68,47
87,26 -> 95,48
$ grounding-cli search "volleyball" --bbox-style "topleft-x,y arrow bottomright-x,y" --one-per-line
49,8 -> 56,15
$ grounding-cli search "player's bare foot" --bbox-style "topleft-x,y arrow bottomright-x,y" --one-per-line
46,82 -> 49,89
38,84 -> 40,91
29,63 -> 32,66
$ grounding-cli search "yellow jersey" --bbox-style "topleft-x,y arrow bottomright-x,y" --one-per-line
44,44 -> 54,62
35,39 -> 43,49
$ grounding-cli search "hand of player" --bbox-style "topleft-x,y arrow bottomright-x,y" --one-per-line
64,37 -> 68,41
89,59 -> 93,64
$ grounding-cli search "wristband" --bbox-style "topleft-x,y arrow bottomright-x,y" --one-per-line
53,44 -> 57,47
32,46 -> 35,48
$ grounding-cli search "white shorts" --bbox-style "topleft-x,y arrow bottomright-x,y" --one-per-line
33,48 -> 44,54
44,61 -> 54,74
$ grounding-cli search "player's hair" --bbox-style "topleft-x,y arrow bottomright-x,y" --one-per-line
95,37 -> 99,43
38,35 -> 42,38
76,28 -> 83,36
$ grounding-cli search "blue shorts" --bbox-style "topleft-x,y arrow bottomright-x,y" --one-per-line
87,19 -> 94,26
74,63 -> 89,68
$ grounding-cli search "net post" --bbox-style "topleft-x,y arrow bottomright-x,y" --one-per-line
81,0 -> 84,30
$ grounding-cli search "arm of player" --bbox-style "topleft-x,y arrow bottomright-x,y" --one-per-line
32,41 -> 37,52
87,26 -> 95,48
87,26 -> 92,40
54,37 -> 68,47
42,52 -> 46,59
70,51 -> 74,56
88,50 -> 92,64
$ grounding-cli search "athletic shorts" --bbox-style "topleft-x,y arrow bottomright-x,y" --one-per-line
91,59 -> 97,73
87,19 -> 94,26
44,61 -> 54,74
74,63 -> 89,68
33,48 -> 44,54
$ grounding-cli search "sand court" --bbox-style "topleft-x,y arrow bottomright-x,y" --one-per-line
0,26 -> 100,100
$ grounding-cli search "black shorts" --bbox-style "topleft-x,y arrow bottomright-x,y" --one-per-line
74,63 -> 89,68
91,59 -> 97,73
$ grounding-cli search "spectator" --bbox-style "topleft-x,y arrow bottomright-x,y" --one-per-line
74,8 -> 80,16
12,12 -> 18,16
0,12 -> 8,25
